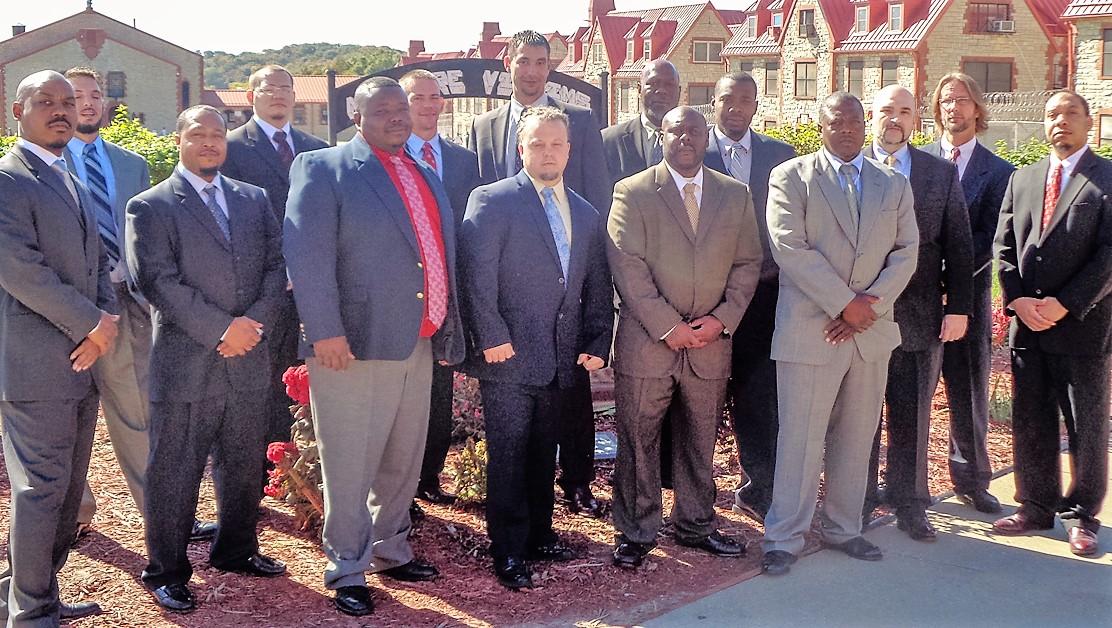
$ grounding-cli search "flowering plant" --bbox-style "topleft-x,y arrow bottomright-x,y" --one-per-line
990,303 -> 1009,349
282,364 -> 310,405
264,366 -> 324,530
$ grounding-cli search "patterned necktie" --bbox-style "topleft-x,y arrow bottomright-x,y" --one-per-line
272,130 -> 295,170
82,143 -> 120,265
839,163 -> 861,217
727,143 -> 751,184
390,155 -> 447,327
949,147 -> 960,163
50,159 -> 80,206
421,141 -> 438,174
683,182 -> 700,232
203,184 -> 231,241
506,112 -> 523,177
541,187 -> 571,281
647,128 -> 663,167
885,154 -> 898,168
1042,162 -> 1062,231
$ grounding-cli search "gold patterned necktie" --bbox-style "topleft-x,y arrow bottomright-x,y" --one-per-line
839,163 -> 861,216
683,181 -> 700,231
885,154 -> 897,168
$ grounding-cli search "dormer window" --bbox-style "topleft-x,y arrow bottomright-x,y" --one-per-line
627,39 -> 635,60
746,15 -> 758,39
772,13 -> 783,28
889,3 -> 904,32
644,39 -> 652,59
798,9 -> 816,37
855,6 -> 869,33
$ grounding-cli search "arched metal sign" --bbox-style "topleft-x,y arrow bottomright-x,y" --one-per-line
327,59 -> 605,144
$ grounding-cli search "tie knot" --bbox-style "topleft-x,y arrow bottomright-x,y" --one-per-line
204,184 -> 217,199
423,141 -> 434,153
684,181 -> 698,195
839,163 -> 858,178
884,155 -> 897,168
83,143 -> 96,156
53,159 -> 68,173
950,147 -> 960,162
272,130 -> 287,144
542,186 -> 556,202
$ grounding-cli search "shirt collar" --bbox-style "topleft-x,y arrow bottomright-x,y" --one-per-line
510,94 -> 549,120
67,135 -> 104,156
1050,144 -> 1089,175
526,171 -> 566,203
940,135 -> 978,157
370,141 -> 411,165
664,161 -> 704,192
822,148 -> 865,174
17,138 -> 68,168
253,115 -> 291,140
175,162 -> 225,198
872,142 -> 910,168
406,133 -> 441,157
714,126 -> 751,151
640,114 -> 661,133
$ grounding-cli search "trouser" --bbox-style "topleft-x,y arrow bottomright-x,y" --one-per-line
265,294 -> 301,445
556,373 -> 596,493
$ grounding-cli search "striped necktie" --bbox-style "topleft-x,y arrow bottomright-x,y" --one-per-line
541,187 -> 570,280
203,185 -> 231,241
81,143 -> 120,265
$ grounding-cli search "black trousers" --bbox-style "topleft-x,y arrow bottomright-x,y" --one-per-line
942,270 -> 994,493
868,344 -> 943,516
419,362 -> 454,489
1011,348 -> 1110,530
728,281 -> 778,510
265,293 -> 300,445
142,386 -> 268,588
556,372 -> 595,492
481,379 -> 562,560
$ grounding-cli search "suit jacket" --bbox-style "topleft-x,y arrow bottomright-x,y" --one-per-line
223,119 -> 329,221
460,171 -> 612,387
0,144 -> 116,401
994,148 -> 1112,356
607,163 -> 764,380
602,116 -> 657,188
437,137 -> 481,226
125,171 -> 286,402
705,127 -> 797,283
868,146 -> 974,351
921,140 -> 1014,275
468,96 -> 611,214
284,136 -> 465,365
766,151 -> 919,366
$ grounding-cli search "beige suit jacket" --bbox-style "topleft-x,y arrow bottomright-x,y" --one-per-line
607,163 -> 763,379
766,151 -> 918,366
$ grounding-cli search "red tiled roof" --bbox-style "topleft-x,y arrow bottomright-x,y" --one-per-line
1063,0 -> 1112,17
609,3 -> 712,58
1026,0 -> 1072,34
723,23 -> 781,56
838,0 -> 948,52
596,15 -> 641,68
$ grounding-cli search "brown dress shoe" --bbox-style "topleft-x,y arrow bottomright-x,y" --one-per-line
1068,526 -> 1098,556
992,510 -> 1054,536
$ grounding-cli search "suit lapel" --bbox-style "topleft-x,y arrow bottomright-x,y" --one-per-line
858,157 -> 889,246
621,119 -> 647,170
564,192 -> 593,301
247,120 -> 289,183
1044,150 -> 1095,239
960,143 -> 990,206
491,105 -> 510,179
17,145 -> 83,221
517,173 -> 563,271
352,141 -> 420,256
654,163 -> 697,244
223,179 -> 250,255
814,153 -> 859,243
173,173 -> 232,251
104,142 -> 131,238
704,129 -> 728,175
695,168 -> 722,243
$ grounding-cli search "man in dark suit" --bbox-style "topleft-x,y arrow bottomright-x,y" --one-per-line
0,70 -> 118,625
469,29 -> 610,516
705,72 -> 797,522
285,77 -> 466,616
602,60 -> 679,188
400,68 -> 481,509
992,90 -> 1112,557
222,65 -> 329,452
865,85 -> 974,540
922,72 -> 1014,514
461,106 -> 612,589
127,105 -> 288,613
607,107 -> 763,569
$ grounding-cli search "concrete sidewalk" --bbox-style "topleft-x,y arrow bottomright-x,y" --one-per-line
645,454 -> 1112,627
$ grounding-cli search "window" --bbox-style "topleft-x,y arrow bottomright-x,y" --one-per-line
889,3 -> 903,32
765,61 -> 780,96
693,40 -> 723,63
1104,29 -> 1112,76
772,13 -> 783,28
746,15 -> 758,39
626,39 -> 634,60
738,60 -> 754,74
764,119 -> 778,130
798,9 -> 816,37
106,71 -> 126,98
687,84 -> 715,105
618,81 -> 630,112
846,60 -> 864,97
963,60 -> 1013,92
293,105 -> 306,125
881,59 -> 899,86
320,105 -> 329,125
1100,114 -> 1112,147
644,39 -> 652,59
855,6 -> 869,33
969,3 -> 1012,33
795,61 -> 817,99
181,81 -> 190,108
592,43 -> 603,63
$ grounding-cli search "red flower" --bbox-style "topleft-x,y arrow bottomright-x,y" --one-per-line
263,482 -> 285,499
266,441 -> 299,464
991,305 -> 1009,348
282,365 -> 311,405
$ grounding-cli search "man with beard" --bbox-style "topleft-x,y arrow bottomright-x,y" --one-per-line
922,73 -> 1013,514
704,72 -> 796,522
863,84 -> 974,541
603,60 -> 680,189
0,70 -> 118,624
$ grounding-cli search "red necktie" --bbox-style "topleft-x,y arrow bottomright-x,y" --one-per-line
421,141 -> 437,173
272,130 -> 295,170
949,147 -> 960,163
390,155 -> 447,328
1042,162 -> 1062,231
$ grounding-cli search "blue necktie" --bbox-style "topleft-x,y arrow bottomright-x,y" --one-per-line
82,143 -> 120,265
541,187 -> 570,281
203,184 -> 231,241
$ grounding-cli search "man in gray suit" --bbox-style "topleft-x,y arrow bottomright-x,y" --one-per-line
761,92 -> 919,576
0,70 -> 119,625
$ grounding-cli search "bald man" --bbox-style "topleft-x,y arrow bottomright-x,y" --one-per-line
603,60 -> 680,188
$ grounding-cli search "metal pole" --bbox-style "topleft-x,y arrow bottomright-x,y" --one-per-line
326,70 -> 337,146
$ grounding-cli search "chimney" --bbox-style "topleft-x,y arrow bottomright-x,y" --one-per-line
11,24 -> 25,37
481,22 -> 500,43
408,40 -> 425,59
589,0 -> 616,23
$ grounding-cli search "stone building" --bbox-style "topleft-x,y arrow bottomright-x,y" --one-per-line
1063,0 -> 1112,144
0,5 -> 203,135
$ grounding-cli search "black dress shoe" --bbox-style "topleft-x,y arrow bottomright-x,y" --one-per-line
897,513 -> 937,541
334,585 -> 374,616
565,486 -> 605,518
151,584 -> 195,613
957,489 -> 1002,514
824,536 -> 883,561
409,500 -> 426,521
612,536 -> 655,569
760,550 -> 797,576
381,560 -> 439,582
59,600 -> 102,619
416,484 -> 457,505
494,556 -> 533,590
215,553 -> 287,577
189,520 -> 217,543
675,531 -> 744,557
527,540 -> 575,562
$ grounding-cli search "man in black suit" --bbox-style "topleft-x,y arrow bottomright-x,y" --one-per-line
993,90 -> 1112,557
922,72 -> 1014,514
126,105 -> 288,613
461,106 -> 613,589
400,69 -> 481,510
469,30 -> 610,516
602,60 -> 680,188
865,85 -> 974,540
704,72 -> 797,522
222,65 -> 329,450
0,70 -> 118,625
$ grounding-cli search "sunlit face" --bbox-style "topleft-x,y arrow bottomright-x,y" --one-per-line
405,77 -> 445,138
872,88 -> 916,149
640,64 -> 680,127
820,100 -> 866,162
519,117 -> 570,183
938,80 -> 978,136
13,77 -> 76,154
177,110 -> 227,179
248,69 -> 295,125
662,108 -> 708,174
69,74 -> 105,134
505,44 -> 550,103
1043,92 -> 1092,156
353,85 -> 412,152
714,78 -> 757,139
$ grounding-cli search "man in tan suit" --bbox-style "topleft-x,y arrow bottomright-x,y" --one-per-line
760,92 -> 919,576
607,106 -> 763,569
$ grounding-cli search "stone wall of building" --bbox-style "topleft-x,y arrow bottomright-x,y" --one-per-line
669,8 -> 732,110
780,1 -> 834,124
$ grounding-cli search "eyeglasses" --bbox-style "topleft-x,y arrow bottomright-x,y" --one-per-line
940,97 -> 972,108
256,86 -> 294,96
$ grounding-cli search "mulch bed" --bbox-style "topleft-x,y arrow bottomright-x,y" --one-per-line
0,359 -> 1016,627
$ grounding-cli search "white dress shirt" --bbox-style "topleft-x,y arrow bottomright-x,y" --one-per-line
664,161 -> 704,207
253,115 -> 295,155
822,148 -> 865,197
939,135 -> 978,180
176,163 -> 228,218
714,126 -> 752,184
406,133 -> 444,180
872,142 -> 912,180
1047,144 -> 1089,198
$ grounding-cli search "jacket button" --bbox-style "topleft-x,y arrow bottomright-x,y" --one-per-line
558,277 -> 565,285
558,313 -> 565,319
417,292 -> 424,299
417,262 -> 423,269
1035,256 -> 1042,262
1035,289 -> 1042,295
